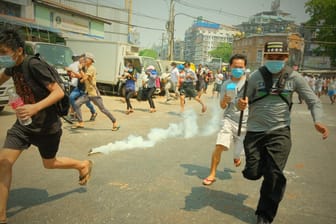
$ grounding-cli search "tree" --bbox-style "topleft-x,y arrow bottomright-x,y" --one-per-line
139,49 -> 158,59
208,42 -> 233,63
305,0 -> 336,66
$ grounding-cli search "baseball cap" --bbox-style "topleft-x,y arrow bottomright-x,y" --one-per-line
263,41 -> 289,55
85,52 -> 95,62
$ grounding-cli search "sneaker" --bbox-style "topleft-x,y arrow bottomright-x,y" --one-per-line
234,158 -> 241,167
89,113 -> 98,121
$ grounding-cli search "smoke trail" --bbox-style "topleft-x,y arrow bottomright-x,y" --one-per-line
89,104 -> 222,155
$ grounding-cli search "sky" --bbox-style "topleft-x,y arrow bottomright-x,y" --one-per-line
101,0 -> 311,48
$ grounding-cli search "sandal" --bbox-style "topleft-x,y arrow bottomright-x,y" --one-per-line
79,160 -> 93,185
71,122 -> 84,129
112,126 -> 120,131
202,178 -> 216,186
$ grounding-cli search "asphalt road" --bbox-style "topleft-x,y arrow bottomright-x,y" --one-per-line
0,91 -> 335,224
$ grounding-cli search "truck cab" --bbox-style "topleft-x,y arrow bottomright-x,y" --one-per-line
24,41 -> 74,92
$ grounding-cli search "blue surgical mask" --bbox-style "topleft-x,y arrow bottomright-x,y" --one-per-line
264,60 -> 285,74
0,55 -> 16,68
231,68 -> 245,78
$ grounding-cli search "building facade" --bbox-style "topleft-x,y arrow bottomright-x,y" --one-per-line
232,33 -> 304,71
0,0 -> 129,44
183,18 -> 238,65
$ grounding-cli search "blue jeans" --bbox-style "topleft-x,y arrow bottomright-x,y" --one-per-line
70,88 -> 96,114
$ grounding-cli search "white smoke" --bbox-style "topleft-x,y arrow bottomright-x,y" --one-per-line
89,100 -> 223,155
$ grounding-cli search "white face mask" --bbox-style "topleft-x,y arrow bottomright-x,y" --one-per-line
264,60 -> 285,74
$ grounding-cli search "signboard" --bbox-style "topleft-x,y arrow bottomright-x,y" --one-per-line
54,13 -> 89,34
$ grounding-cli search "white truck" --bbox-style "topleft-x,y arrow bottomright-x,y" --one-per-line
65,39 -> 136,96
0,69 -> 14,112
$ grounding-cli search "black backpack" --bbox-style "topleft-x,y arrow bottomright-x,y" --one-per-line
249,66 -> 293,111
22,54 -> 70,117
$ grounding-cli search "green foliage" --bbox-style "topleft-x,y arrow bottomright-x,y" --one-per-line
208,42 -> 233,63
139,49 -> 158,59
305,0 -> 336,66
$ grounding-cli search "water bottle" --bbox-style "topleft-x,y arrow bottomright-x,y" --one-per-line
226,82 -> 237,99
8,89 -> 32,126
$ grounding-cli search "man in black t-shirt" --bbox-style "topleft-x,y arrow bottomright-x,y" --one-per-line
0,29 -> 93,224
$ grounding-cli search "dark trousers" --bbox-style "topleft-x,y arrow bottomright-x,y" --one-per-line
147,87 -> 156,109
242,127 -> 291,222
125,89 -> 135,110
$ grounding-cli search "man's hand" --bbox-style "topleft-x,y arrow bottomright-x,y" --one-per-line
16,104 -> 38,120
315,122 -> 329,140
237,97 -> 248,111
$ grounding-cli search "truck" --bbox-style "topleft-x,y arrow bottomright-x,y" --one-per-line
65,39 -> 136,96
0,68 -> 14,112
0,41 -> 73,112
25,41 -> 73,86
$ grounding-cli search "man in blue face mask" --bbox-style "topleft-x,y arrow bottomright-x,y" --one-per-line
203,54 -> 248,186
237,42 -> 329,224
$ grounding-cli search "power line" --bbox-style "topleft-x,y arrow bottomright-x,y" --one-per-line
175,0 -> 248,19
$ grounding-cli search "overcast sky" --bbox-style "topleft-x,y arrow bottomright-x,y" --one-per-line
103,0 -> 310,48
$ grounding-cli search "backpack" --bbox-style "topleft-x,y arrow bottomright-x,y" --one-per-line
22,54 -> 70,117
249,66 -> 293,111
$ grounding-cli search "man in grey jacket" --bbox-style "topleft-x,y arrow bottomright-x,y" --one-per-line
237,41 -> 329,224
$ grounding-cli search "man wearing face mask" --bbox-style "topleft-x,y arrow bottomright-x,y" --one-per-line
203,54 -> 248,186
0,29 -> 93,223
237,41 -> 329,224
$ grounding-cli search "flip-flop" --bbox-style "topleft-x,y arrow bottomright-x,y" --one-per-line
112,126 -> 120,131
79,160 -> 93,185
202,178 -> 216,186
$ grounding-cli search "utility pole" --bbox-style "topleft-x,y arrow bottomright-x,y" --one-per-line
125,0 -> 132,43
168,0 -> 174,61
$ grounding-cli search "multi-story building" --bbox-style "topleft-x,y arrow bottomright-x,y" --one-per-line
232,0 -> 308,71
183,18 -> 238,65
232,33 -> 304,71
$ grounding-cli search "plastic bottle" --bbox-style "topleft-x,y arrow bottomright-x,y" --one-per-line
226,82 -> 237,99
8,89 -> 32,126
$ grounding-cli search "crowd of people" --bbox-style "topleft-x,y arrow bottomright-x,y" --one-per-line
301,73 -> 336,104
0,28 -> 331,224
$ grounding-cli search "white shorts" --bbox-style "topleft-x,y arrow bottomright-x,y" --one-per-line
216,118 -> 246,158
